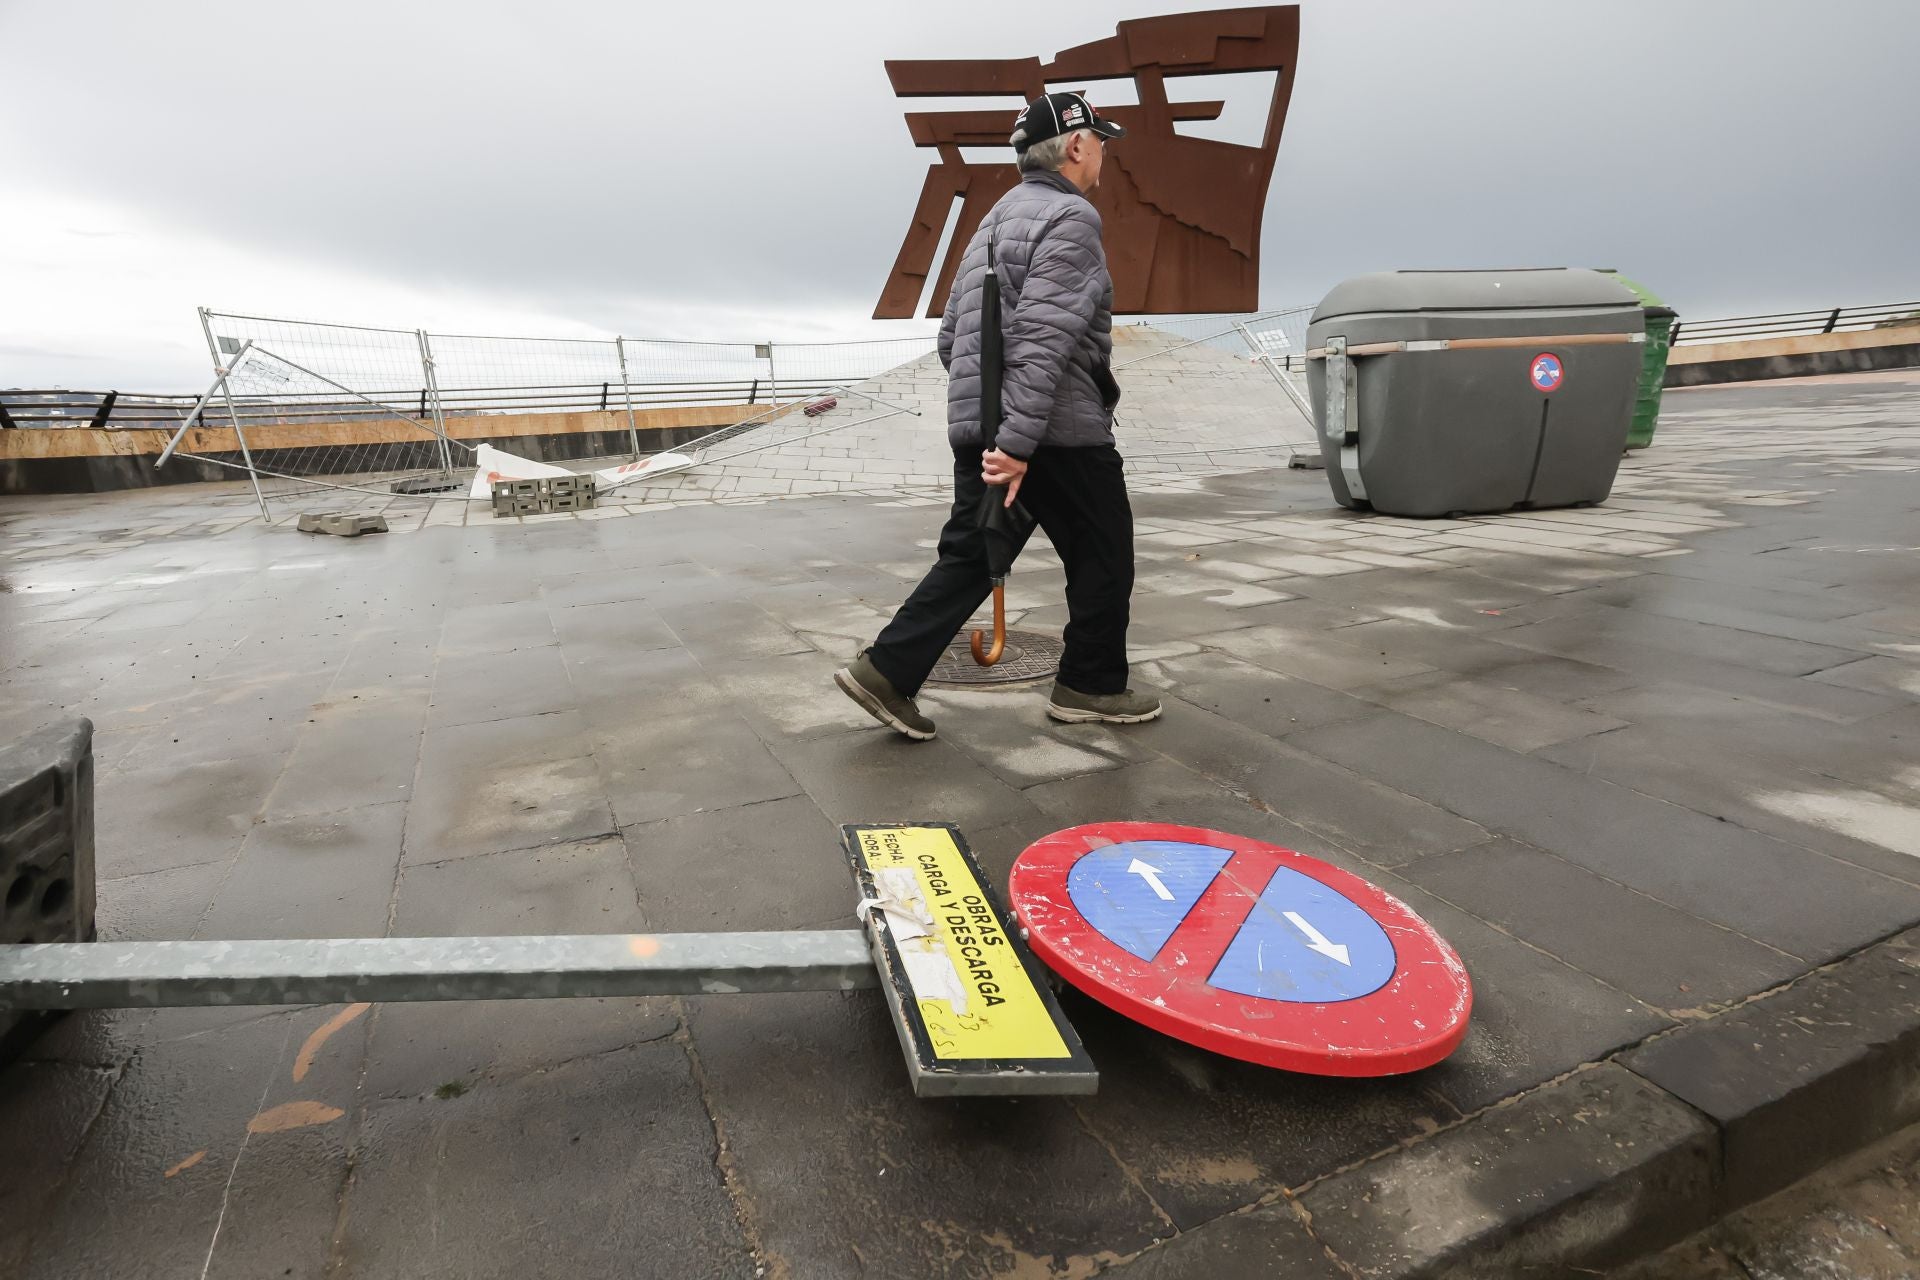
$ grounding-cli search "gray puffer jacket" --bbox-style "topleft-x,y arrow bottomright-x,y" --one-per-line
938,169 -> 1118,459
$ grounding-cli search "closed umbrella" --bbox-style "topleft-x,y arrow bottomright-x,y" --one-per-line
970,241 -> 1036,666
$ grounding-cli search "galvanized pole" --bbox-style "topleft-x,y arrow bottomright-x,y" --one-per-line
415,330 -> 457,475
0,931 -> 880,1008
1234,320 -> 1317,432
157,341 -> 252,468
614,337 -> 642,460
764,341 -> 780,408
197,307 -> 271,521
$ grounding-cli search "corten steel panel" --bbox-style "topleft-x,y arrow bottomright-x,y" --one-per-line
876,6 -> 1300,319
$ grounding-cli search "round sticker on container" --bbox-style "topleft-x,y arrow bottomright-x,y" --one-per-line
1530,352 -> 1565,393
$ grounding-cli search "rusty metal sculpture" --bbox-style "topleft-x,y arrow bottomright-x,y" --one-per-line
875,5 -> 1300,320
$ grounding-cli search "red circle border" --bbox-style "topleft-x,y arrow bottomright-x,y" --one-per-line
1008,822 -> 1472,1077
1531,350 -> 1565,393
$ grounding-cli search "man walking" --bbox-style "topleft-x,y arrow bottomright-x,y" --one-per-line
835,91 -> 1161,741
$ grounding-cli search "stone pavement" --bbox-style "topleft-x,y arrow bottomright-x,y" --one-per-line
0,370 -> 1916,1277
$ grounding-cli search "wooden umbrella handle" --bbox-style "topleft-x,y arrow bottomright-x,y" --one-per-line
970,585 -> 1007,666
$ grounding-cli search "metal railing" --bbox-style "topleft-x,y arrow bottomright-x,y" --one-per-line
0,310 -> 942,434
0,309 -> 1309,432
0,379 -> 850,431
1670,301 -> 1920,346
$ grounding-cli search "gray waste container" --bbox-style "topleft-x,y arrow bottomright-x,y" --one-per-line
1305,268 -> 1645,517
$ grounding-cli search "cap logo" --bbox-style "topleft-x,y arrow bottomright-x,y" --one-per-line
1062,103 -> 1086,126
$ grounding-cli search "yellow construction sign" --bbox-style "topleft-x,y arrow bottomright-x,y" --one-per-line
845,824 -> 1095,1096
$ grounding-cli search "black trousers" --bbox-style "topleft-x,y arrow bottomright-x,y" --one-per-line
868,444 -> 1135,698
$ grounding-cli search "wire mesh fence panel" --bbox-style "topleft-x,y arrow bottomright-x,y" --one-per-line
1111,308 -> 1320,473
769,336 -> 940,392
616,338 -> 774,408
201,312 -> 431,423
1236,307 -> 1314,379
158,305 -> 1328,514
1123,308 -> 1312,372
426,333 -> 627,422
614,337 -> 943,480
168,318 -> 473,504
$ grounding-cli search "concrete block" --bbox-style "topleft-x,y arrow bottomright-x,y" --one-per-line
315,514 -> 388,537
0,719 -> 95,1065
389,473 -> 460,495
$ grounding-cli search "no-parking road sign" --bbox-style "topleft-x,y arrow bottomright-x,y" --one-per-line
1530,351 -> 1566,392
1008,823 -> 1471,1076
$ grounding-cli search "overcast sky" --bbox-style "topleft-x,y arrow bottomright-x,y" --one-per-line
3,0 -> 1917,389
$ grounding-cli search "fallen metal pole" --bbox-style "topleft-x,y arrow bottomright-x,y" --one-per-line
0,931 -> 877,1010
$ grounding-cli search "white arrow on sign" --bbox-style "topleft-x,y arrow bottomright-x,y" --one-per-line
1127,858 -> 1175,901
1283,911 -> 1351,966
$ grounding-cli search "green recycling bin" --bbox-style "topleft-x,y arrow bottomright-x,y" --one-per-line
1599,273 -> 1676,450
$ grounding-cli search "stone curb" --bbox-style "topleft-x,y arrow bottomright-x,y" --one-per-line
1101,924 -> 1920,1278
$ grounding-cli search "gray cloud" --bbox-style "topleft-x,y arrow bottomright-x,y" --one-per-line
0,344 -> 100,361
3,0 -> 1916,384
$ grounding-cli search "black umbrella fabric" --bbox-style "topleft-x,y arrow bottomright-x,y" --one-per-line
971,240 -> 1036,666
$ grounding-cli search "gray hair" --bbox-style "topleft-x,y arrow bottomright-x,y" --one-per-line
1014,127 -> 1095,173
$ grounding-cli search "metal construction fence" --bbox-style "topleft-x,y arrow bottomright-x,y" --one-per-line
133,309 -> 957,515
207,317 -> 945,424
11,298 -> 1920,434
4,303 -> 1321,518
3,309 -> 1317,433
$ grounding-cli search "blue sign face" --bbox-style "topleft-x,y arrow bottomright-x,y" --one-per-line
1530,352 -> 1565,392
1066,840 -> 1396,1004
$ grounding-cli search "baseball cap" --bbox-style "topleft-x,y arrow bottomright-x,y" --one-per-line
1010,91 -> 1127,154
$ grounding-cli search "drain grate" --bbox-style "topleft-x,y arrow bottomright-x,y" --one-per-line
925,629 -> 1064,688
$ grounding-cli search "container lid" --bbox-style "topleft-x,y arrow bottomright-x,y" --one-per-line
1312,268 -> 1643,323
1593,269 -> 1668,309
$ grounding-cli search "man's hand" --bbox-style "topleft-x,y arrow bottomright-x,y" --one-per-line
982,449 -> 1029,506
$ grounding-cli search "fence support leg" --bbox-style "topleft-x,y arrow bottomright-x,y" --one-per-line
416,330 -> 457,476
615,337 -> 642,461
1233,320 -> 1320,454
198,307 -> 270,522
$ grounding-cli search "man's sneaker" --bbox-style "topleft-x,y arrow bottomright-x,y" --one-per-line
1046,681 -> 1163,725
835,652 -> 937,741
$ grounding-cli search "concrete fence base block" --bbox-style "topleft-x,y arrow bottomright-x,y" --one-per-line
298,513 -> 389,537
0,720 -> 96,1067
